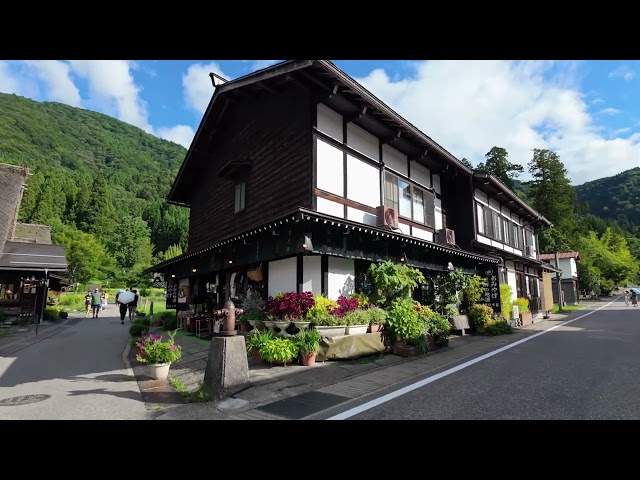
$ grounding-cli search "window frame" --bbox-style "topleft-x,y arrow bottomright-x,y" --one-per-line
234,182 -> 246,214
384,171 -> 436,228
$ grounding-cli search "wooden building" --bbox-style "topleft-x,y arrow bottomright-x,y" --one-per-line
148,60 -> 555,314
538,252 -> 581,305
0,163 -> 68,325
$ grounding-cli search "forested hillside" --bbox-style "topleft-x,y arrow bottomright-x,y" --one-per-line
575,167 -> 640,233
0,92 -> 189,287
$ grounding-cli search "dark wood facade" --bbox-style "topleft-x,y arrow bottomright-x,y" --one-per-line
186,86 -> 312,252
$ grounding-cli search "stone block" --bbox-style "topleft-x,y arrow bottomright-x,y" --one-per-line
203,336 -> 250,401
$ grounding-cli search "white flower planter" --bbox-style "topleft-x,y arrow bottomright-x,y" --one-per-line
293,321 -> 311,331
274,321 -> 291,335
149,363 -> 170,381
248,320 -> 263,329
316,325 -> 347,336
263,321 -> 276,332
346,324 -> 369,335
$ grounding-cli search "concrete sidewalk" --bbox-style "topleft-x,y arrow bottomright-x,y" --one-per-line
143,299 -> 607,420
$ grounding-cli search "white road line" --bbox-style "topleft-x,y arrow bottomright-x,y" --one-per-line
327,296 -> 621,420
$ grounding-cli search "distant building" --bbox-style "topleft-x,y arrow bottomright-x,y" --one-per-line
538,252 -> 581,305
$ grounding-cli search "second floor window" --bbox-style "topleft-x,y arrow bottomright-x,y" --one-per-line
235,182 -> 246,213
384,172 -> 435,227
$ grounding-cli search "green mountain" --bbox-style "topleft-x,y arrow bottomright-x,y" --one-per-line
0,92 -> 189,286
575,167 -> 640,232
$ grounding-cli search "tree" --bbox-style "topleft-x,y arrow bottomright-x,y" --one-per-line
108,216 -> 153,272
527,149 -> 578,252
476,146 -> 524,191
460,157 -> 474,169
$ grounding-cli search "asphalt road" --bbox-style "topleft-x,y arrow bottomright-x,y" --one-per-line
328,297 -> 640,420
0,307 -> 154,420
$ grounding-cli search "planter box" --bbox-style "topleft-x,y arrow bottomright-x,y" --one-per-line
346,324 -> 369,335
392,341 -> 418,357
519,312 -> 533,326
316,325 -> 347,336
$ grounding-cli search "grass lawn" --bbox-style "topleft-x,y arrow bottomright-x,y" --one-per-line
552,304 -> 584,314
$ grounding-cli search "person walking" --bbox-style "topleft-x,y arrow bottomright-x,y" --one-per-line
115,290 -> 129,325
632,291 -> 638,307
625,291 -> 630,307
128,289 -> 139,323
101,291 -> 109,312
90,288 -> 102,318
84,290 -> 92,318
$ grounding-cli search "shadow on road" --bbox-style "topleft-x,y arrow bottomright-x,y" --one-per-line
66,387 -> 178,404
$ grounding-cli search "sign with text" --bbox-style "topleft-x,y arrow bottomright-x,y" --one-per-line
479,265 -> 502,314
166,279 -> 178,310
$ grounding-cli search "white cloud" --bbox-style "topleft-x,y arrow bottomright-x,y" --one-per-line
251,60 -> 280,71
591,97 -> 605,105
23,60 -> 81,107
599,107 -> 621,116
68,60 -> 152,133
182,62 -> 229,115
613,127 -> 631,136
608,65 -> 635,82
355,60 -> 640,185
0,61 -> 20,95
156,125 -> 195,148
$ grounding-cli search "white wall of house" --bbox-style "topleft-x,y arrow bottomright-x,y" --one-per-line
302,255 -> 322,295
326,256 -> 355,300
505,260 -> 518,302
315,102 -> 446,243
268,257 -> 297,297
552,257 -> 577,280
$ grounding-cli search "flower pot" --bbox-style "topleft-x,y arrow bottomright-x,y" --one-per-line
149,363 -> 170,381
252,350 -> 264,364
519,312 -> 533,326
346,324 -> 369,335
392,340 -> 417,357
274,321 -> 291,334
263,321 -> 276,332
239,322 -> 251,332
293,321 -> 311,331
316,326 -> 347,336
368,324 -> 383,333
248,320 -> 263,330
301,352 -> 317,367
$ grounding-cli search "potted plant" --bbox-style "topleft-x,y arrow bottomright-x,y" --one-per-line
385,297 -> 424,356
367,307 -> 387,333
239,286 -> 266,330
468,303 -> 494,334
513,297 -> 532,326
294,328 -> 321,366
342,309 -> 370,335
259,337 -> 299,366
135,331 -> 182,381
245,329 -> 274,364
418,305 -> 451,350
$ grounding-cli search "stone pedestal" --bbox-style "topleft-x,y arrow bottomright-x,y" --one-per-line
203,336 -> 250,401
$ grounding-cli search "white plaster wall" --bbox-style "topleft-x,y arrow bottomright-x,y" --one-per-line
347,207 -> 377,227
396,222 -> 411,235
570,258 -> 577,278
316,197 -> 345,218
327,256 -> 355,300
302,256 -> 322,296
432,174 -> 441,195
346,154 -> 380,208
412,226 -> 434,242
558,258 -> 577,280
346,123 -> 379,161
411,162 -> 431,188
477,234 -> 492,245
268,257 -> 297,297
316,138 -> 344,196
317,103 -> 343,141
382,144 -> 408,175
435,197 -> 443,231
507,270 -> 518,302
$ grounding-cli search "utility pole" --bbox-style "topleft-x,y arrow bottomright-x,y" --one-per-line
554,251 -> 563,313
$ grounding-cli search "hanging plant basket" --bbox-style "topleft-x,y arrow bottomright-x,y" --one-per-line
247,266 -> 263,282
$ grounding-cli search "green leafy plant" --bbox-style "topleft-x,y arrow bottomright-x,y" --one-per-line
417,304 -> 451,339
312,314 -> 343,326
367,307 -> 387,326
468,303 -> 494,328
129,322 -> 148,337
499,283 -> 512,320
304,295 -> 337,322
485,317 -> 513,336
246,329 -> 274,354
294,328 -> 321,356
134,317 -> 151,327
135,331 -> 182,364
513,297 -> 530,314
461,275 -> 488,308
352,292 -> 371,309
259,338 -> 299,364
368,261 -> 426,307
385,297 -> 423,341
341,309 -> 371,326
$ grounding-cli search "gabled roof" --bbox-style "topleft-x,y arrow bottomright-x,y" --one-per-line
472,171 -> 552,228
167,60 -> 473,206
0,241 -> 68,272
538,252 -> 581,261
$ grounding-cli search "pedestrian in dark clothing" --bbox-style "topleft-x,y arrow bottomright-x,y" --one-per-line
90,288 -> 102,318
128,289 -> 139,322
115,291 -> 129,325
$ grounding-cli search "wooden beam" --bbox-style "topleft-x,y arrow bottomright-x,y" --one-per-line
345,106 -> 367,124
382,130 -> 402,145
409,149 -> 429,162
255,81 -> 281,96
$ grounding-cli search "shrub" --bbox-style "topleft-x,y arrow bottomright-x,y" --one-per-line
499,284 -> 512,320
341,309 -> 371,326
134,317 -> 151,327
159,311 -> 177,330
352,292 -> 371,309
386,297 -> 423,341
266,291 -> 314,319
294,328 -> 321,356
246,329 -> 275,354
139,287 -> 151,297
129,322 -> 148,337
43,307 -> 61,321
332,295 -> 360,317
513,297 -> 530,314
416,305 -> 451,338
468,303 -> 494,328
368,307 -> 387,326
486,317 -> 512,336
304,295 -> 337,322
135,331 -> 182,364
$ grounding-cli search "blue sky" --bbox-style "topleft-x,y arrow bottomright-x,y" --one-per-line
0,59 -> 638,185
